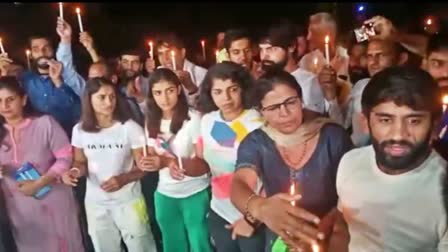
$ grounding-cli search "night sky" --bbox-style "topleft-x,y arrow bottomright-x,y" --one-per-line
0,2 -> 447,75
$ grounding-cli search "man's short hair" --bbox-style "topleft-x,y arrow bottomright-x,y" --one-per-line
155,32 -> 185,50
361,66 -> 442,119
119,49 -> 143,61
224,28 -> 252,52
427,32 -> 448,57
28,34 -> 52,48
261,21 -> 297,50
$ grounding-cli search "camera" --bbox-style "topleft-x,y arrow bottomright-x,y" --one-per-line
354,23 -> 376,42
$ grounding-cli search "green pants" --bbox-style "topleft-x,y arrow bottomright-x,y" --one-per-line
155,188 -> 213,252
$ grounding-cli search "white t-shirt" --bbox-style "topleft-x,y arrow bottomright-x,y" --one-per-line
345,78 -> 370,146
337,146 -> 448,252
72,120 -> 145,206
198,109 -> 263,223
290,68 -> 326,114
147,111 -> 210,198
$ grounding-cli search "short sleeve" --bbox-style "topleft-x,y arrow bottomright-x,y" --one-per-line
186,111 -> 202,142
71,123 -> 83,148
125,120 -> 146,149
235,131 -> 262,173
336,153 -> 348,212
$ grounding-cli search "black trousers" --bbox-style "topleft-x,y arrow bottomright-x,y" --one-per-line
207,210 -> 265,252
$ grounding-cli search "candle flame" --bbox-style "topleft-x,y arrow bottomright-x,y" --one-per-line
149,41 -> 153,46
201,40 -> 205,46
443,95 -> 448,105
312,243 -> 320,252
76,7 -> 81,14
313,57 -> 318,65
427,18 -> 432,25
171,50 -> 175,56
26,49 -> 30,56
325,35 -> 330,44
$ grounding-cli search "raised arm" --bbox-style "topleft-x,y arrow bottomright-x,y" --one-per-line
56,18 -> 86,97
80,31 -> 102,63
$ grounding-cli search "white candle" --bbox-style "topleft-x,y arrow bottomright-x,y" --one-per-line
149,41 -> 154,60
290,182 -> 296,206
26,50 -> 31,69
177,152 -> 184,171
171,50 -> 177,71
76,8 -> 84,32
143,120 -> 149,157
201,40 -> 206,61
59,2 -> 64,20
0,38 -> 5,54
313,57 -> 318,72
324,35 -> 330,64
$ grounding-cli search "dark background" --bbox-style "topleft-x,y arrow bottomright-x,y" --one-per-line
1,2 -> 448,74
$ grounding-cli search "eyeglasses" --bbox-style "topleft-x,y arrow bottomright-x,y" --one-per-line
260,96 -> 301,114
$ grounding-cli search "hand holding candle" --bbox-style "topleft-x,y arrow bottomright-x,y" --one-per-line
76,7 -> 84,32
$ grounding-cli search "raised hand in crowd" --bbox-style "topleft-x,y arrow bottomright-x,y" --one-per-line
145,57 -> 156,73
175,70 -> 198,94
56,17 -> 72,43
0,53 -> 12,77
318,65 -> 338,101
80,31 -> 101,63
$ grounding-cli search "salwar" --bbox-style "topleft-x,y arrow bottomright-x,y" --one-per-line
154,188 -> 213,252
85,197 -> 156,252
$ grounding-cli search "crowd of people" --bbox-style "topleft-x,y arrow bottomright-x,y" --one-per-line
0,8 -> 447,252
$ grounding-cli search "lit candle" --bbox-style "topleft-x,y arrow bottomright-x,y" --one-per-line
313,57 -> 318,72
201,40 -> 206,61
324,35 -> 330,64
26,50 -> 31,69
148,41 -> 154,60
215,50 -> 219,63
76,7 -> 84,32
0,38 -> 5,55
443,95 -> 448,113
59,2 -> 64,20
171,50 -> 177,71
312,243 -> 320,252
427,18 -> 432,26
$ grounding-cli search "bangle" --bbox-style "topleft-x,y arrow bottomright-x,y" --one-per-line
244,193 -> 261,229
245,193 -> 258,214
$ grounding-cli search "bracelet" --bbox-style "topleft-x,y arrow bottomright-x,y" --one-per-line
244,194 -> 261,229
245,193 -> 259,215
